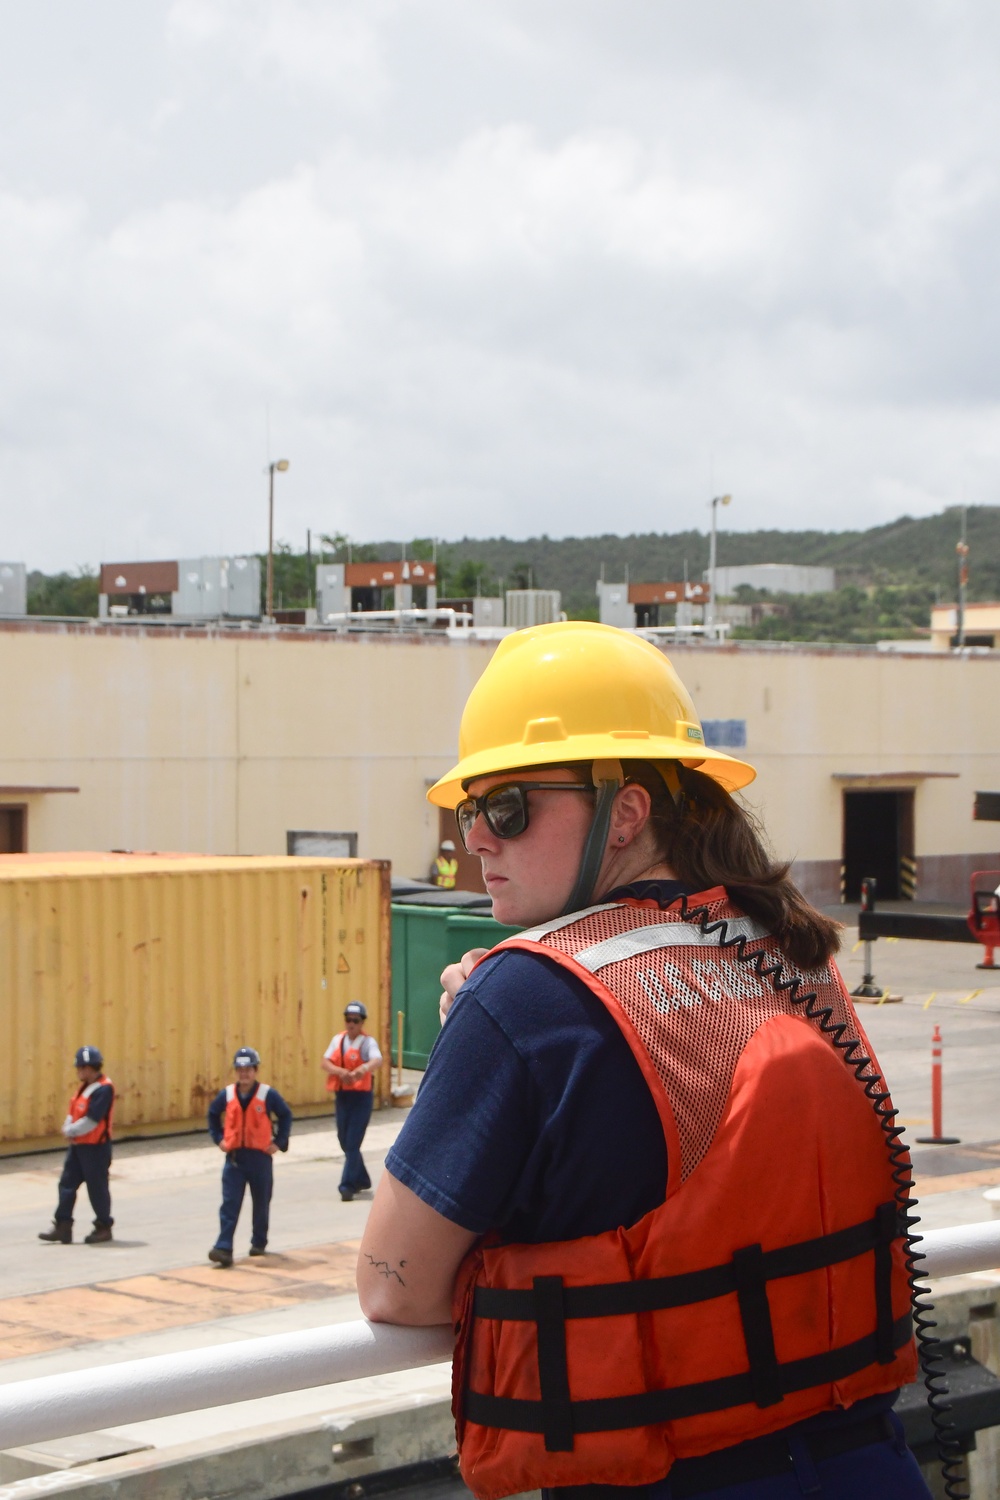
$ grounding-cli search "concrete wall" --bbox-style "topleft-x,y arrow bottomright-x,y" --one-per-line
0,562 -> 27,616
1,622 -> 997,897
0,621 -> 483,881
710,563 -> 836,596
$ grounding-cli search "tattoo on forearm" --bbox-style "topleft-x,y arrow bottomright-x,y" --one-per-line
364,1252 -> 407,1285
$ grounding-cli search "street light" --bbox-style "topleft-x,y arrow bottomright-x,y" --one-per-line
956,507 -> 969,649
266,459 -> 290,622
707,493 -> 731,638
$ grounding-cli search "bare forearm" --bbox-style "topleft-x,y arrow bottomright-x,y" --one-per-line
357,1170 -> 476,1326
359,1249 -> 452,1325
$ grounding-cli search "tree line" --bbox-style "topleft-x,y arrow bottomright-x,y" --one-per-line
24,505 -> 999,641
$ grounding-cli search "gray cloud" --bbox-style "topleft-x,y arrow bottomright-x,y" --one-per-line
1,0 -> 999,569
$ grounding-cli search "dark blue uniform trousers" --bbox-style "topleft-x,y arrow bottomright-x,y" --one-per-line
57,1142 -> 113,1227
216,1148 -> 273,1251
336,1090 -> 373,1192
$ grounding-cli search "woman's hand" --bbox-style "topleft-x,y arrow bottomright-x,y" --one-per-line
439,947 -> 489,1025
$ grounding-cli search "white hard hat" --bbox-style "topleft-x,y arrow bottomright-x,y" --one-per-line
440,839 -> 456,852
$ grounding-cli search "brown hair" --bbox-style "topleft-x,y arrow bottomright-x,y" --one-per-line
621,761 -> 842,972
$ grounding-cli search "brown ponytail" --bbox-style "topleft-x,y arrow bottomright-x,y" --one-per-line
621,761 -> 842,972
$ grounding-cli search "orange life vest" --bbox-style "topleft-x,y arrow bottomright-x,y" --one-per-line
326,1033 -> 374,1092
69,1077 -> 115,1145
221,1082 -> 274,1151
451,889 -> 916,1500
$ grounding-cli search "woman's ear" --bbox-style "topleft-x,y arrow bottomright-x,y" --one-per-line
610,782 -> 651,848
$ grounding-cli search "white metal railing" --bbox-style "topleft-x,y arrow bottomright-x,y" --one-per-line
0,1320 -> 454,1453
1,1219 -> 998,1453
320,608 -> 473,628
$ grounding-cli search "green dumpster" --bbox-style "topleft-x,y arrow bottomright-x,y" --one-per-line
391,905 -> 520,1069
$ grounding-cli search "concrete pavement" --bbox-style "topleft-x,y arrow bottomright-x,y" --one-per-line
0,1114 -> 406,1300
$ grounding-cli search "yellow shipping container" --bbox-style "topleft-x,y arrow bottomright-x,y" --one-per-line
0,854 -> 390,1151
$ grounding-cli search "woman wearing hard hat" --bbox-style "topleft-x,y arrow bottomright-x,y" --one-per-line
359,623 -> 929,1500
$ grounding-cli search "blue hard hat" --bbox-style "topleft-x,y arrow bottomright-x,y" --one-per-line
233,1047 -> 261,1068
344,1002 -> 367,1020
75,1046 -> 103,1069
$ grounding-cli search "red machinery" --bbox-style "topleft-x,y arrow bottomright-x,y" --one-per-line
968,870 -> 1000,970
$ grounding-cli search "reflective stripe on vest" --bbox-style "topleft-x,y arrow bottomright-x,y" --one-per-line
327,1033 -> 373,1092
221,1082 -> 273,1151
451,889 -> 916,1499
434,856 -> 458,889
68,1077 -> 114,1145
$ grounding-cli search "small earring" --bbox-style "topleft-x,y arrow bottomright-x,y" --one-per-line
618,835 -> 626,844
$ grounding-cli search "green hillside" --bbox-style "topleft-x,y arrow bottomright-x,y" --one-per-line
401,504 -> 1000,621
403,506 -> 1000,622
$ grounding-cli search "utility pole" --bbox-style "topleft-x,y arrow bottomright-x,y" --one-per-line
956,507 -> 969,649
707,494 -> 732,638
265,458 -> 290,622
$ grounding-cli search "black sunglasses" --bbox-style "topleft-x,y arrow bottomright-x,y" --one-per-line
455,781 -> 593,850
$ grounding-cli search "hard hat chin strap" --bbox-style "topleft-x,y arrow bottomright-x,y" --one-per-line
561,759 -> 623,917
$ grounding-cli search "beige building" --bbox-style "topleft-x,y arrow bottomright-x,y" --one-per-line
1,617 -> 998,905
931,602 -> 1000,652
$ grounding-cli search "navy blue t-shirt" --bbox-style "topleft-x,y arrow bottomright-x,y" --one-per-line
78,1082 -> 114,1125
386,882 -> 680,1242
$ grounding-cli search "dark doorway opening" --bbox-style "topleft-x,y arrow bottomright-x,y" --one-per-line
351,586 -> 382,612
634,603 -> 662,628
842,790 -> 914,902
0,806 -> 26,853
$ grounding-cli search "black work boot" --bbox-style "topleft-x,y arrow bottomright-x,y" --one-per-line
208,1246 -> 234,1267
38,1221 -> 72,1244
84,1224 -> 113,1244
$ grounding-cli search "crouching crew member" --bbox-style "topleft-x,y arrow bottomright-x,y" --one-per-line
39,1046 -> 115,1246
432,839 -> 459,888
207,1047 -> 292,1267
322,1002 -> 382,1201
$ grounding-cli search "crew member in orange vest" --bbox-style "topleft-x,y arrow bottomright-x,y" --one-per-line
39,1046 -> 116,1246
358,624 -> 928,1500
206,1047 -> 293,1268
431,840 -> 459,888
322,1002 -> 382,1201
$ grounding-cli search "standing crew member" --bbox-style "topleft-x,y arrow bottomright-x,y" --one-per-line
359,622 -> 928,1500
207,1047 -> 292,1267
322,1002 -> 382,1201
431,839 -> 458,888
39,1046 -> 116,1246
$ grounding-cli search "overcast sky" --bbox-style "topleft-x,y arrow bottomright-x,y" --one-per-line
2,1 -> 999,570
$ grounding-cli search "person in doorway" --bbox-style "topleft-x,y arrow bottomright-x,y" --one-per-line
431,839 -> 458,888
322,1002 -> 382,1201
358,622 -> 929,1500
207,1047 -> 292,1267
39,1046 -> 116,1246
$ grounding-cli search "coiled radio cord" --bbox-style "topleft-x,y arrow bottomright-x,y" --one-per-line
679,893 -> 969,1500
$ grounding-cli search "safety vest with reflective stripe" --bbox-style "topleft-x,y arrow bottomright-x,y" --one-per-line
221,1082 -> 273,1151
326,1033 -> 374,1092
434,856 -> 458,889
451,888 -> 916,1500
68,1077 -> 114,1145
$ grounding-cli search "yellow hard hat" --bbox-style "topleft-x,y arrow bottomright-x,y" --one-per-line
427,621 -> 755,808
